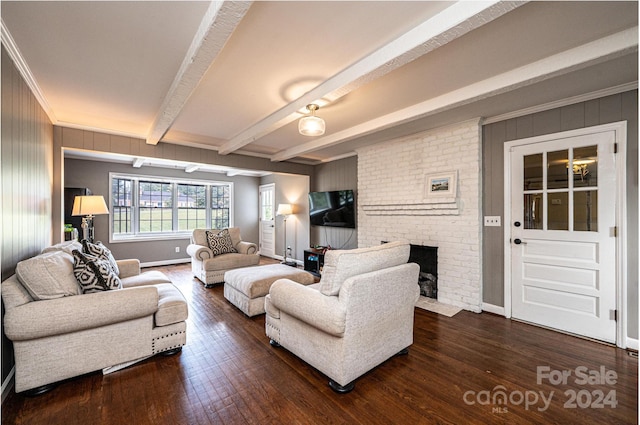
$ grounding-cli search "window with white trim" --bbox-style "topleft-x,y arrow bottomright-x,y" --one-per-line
110,173 -> 233,241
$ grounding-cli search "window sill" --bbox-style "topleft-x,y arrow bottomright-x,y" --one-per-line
110,233 -> 192,244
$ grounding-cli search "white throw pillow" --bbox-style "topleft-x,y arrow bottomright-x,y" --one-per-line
15,251 -> 81,300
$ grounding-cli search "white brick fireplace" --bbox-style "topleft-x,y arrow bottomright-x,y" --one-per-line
357,119 -> 482,312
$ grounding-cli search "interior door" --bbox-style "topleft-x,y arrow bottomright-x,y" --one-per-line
259,184 -> 276,258
509,130 -> 617,343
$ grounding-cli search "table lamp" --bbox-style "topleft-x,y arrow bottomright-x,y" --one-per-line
72,195 -> 109,242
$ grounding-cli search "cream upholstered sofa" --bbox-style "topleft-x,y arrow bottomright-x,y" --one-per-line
187,227 -> 260,287
1,241 -> 188,395
265,241 -> 420,393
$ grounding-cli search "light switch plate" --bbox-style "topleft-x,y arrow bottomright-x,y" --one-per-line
484,216 -> 501,227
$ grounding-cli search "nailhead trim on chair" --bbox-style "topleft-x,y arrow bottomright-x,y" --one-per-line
266,322 -> 280,343
152,330 -> 186,354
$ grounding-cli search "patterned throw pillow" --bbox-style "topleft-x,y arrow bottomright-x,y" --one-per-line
72,250 -> 122,294
81,240 -> 120,276
206,229 -> 238,256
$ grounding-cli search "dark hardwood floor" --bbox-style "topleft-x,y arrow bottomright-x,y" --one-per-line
2,260 -> 637,424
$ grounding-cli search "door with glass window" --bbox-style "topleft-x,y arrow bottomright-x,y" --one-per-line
259,184 -> 276,258
510,130 -> 617,343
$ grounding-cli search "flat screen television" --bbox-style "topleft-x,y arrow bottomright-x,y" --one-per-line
309,190 -> 356,228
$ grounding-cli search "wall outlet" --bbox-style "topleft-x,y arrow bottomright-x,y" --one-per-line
175,247 -> 180,253
484,216 -> 501,227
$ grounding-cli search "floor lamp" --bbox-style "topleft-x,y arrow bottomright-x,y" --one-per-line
72,195 -> 110,242
276,203 -> 296,267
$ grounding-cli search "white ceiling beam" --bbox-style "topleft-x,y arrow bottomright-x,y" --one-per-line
217,1 -> 523,155
271,26 -> 638,162
132,158 -> 145,168
146,1 -> 252,145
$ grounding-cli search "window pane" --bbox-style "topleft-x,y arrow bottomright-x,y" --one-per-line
573,145 -> 598,188
547,150 -> 568,189
139,181 -> 172,232
524,154 -> 543,191
112,178 -> 132,234
178,184 -> 206,231
211,185 -> 231,229
111,176 -> 232,238
261,188 -> 274,221
548,192 -> 568,230
524,193 -> 543,229
574,190 -> 598,231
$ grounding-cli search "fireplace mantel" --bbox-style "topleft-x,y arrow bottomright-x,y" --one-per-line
362,198 -> 459,216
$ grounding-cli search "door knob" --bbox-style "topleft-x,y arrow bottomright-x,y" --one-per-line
514,238 -> 526,245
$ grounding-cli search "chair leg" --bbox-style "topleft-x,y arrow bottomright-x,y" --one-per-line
329,380 -> 355,394
396,347 -> 409,356
269,339 -> 281,348
23,383 -> 57,397
159,347 -> 182,356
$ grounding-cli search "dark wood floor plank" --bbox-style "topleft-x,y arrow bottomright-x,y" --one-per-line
2,261 -> 637,424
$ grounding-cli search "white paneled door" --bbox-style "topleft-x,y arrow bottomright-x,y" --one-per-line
259,184 -> 276,258
508,128 -> 618,343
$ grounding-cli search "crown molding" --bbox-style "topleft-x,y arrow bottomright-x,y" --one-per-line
484,81 -> 639,125
1,18 -> 57,124
55,121 -> 145,140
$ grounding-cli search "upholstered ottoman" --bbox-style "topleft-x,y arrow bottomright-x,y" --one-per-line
224,264 -> 315,316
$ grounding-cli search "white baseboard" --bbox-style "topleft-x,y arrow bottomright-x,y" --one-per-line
1,367 -> 15,403
481,303 -> 506,316
626,337 -> 639,351
273,255 -> 303,266
481,304 -> 638,351
140,258 -> 190,268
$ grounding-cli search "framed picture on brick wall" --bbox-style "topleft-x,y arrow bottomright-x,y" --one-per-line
425,171 -> 457,198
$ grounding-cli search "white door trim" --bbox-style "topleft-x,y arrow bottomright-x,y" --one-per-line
503,121 -> 627,347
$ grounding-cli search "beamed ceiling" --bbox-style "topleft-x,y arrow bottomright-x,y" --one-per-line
1,1 -> 637,173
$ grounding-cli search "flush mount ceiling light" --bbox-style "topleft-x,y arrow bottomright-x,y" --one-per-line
298,104 -> 325,136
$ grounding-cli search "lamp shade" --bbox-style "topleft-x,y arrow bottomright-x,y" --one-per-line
72,195 -> 109,216
298,115 -> 325,136
276,203 -> 293,216
298,103 -> 325,136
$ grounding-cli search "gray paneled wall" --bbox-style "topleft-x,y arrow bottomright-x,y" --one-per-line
53,127 -> 314,245
57,126 -> 314,176
482,91 -> 638,339
311,156 -> 358,250
1,47 -> 54,386
64,158 -> 261,265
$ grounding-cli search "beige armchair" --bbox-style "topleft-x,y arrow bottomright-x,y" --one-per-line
1,241 -> 188,395
265,241 -> 419,393
187,227 -> 260,287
